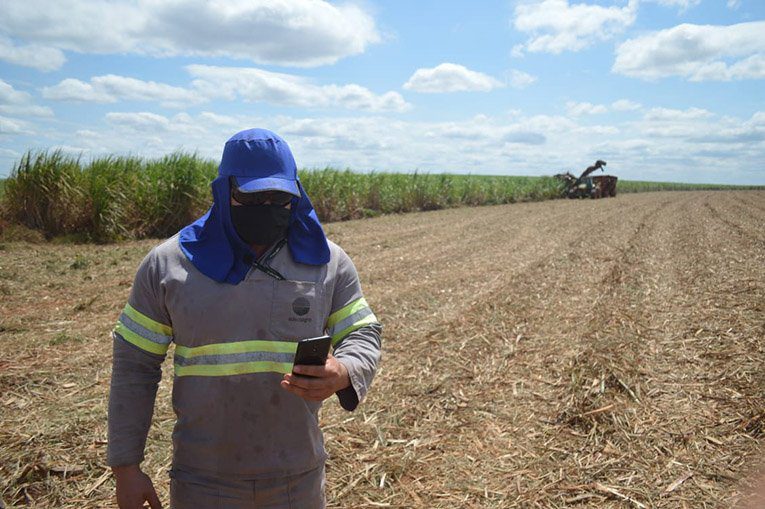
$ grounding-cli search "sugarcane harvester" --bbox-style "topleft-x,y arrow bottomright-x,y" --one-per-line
555,160 -> 617,199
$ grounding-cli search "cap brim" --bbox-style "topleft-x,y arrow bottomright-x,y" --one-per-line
234,176 -> 300,197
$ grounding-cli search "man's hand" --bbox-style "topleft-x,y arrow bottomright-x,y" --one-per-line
113,464 -> 162,509
281,354 -> 350,401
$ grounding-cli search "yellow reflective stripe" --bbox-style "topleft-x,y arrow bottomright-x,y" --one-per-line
326,298 -> 369,329
174,361 -> 293,377
115,322 -> 170,355
175,340 -> 297,359
123,303 -> 172,336
331,313 -> 378,345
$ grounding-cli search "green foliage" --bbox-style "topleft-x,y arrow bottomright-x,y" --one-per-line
1,149 -> 762,242
2,150 -> 215,242
69,255 -> 90,270
49,332 -> 85,346
127,153 -> 215,238
298,169 -> 563,222
3,151 -> 87,237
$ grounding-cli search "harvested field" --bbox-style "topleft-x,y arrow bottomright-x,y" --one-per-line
1,190 -> 764,508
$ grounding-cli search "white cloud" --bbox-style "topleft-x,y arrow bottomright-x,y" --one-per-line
727,0 -> 741,9
95,76 -> 203,108
644,107 -> 713,121
105,111 -> 219,137
651,0 -> 700,10
523,115 -> 578,133
750,111 -> 765,126
0,79 -> 53,117
188,65 -> 409,112
690,127 -> 765,144
0,148 -> 22,159
726,54 -> 765,81
105,112 -> 171,131
0,36 -> 66,71
2,107 -> 762,184
403,63 -> 504,93
579,125 -> 620,135
66,111 -> 561,173
43,75 -> 204,108
42,79 -> 115,103
567,101 -> 608,116
611,99 -> 642,111
0,0 -> 379,68
50,144 -> 92,155
621,108 -> 765,176
0,104 -> 53,118
512,0 -> 638,55
425,120 -> 545,145
198,111 -> 243,128
0,115 -> 32,135
633,107 -> 718,139
614,21 -> 765,81
0,80 -> 30,105
508,69 -> 537,89
41,67 -> 409,112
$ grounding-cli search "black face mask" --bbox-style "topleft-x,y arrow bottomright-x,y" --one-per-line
230,204 -> 291,246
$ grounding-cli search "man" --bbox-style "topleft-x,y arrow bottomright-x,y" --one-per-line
107,128 -> 382,508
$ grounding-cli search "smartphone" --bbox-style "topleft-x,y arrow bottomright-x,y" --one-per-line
292,335 -> 332,374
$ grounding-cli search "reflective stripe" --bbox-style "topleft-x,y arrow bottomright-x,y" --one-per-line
114,323 -> 170,355
327,298 -> 369,329
175,361 -> 293,377
119,312 -> 173,346
122,302 -> 172,336
173,340 -> 299,377
114,305 -> 173,355
330,313 -> 378,345
175,340 -> 296,359
329,307 -> 374,339
175,350 -> 293,367
327,298 -> 378,345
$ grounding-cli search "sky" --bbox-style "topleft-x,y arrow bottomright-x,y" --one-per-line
0,0 -> 764,184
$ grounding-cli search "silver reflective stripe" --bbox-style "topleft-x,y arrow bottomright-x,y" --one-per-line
119,312 -> 173,346
174,350 -> 294,367
329,306 -> 375,337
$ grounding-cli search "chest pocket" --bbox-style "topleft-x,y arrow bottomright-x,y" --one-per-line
270,279 -> 324,341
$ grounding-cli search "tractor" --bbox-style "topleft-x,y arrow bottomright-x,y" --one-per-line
555,160 -> 617,199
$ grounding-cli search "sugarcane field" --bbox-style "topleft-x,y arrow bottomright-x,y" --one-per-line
0,189 -> 763,508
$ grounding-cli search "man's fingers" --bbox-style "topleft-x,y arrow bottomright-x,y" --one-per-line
284,373 -> 332,390
284,374 -> 313,390
280,380 -> 330,401
282,357 -> 345,402
291,364 -> 327,377
147,488 -> 162,509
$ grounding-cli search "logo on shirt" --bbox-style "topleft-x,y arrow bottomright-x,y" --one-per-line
292,297 -> 311,317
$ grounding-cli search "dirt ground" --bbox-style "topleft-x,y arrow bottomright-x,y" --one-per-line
1,191 -> 763,508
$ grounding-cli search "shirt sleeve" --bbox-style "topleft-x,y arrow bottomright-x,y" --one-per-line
107,248 -> 173,467
326,248 -> 382,411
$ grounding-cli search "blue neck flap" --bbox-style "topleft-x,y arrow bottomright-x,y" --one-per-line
178,134 -> 329,284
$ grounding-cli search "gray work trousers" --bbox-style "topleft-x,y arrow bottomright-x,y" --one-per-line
169,465 -> 326,509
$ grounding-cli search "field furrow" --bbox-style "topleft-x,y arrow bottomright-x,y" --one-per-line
0,191 -> 763,508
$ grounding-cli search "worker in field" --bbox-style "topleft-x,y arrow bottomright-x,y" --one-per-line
107,128 -> 382,508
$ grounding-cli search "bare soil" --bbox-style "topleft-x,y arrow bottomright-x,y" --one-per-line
1,191 -> 763,508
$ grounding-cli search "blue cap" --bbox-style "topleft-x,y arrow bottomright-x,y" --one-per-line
218,128 -> 300,197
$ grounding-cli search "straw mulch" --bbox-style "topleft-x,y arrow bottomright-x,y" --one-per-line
1,190 -> 763,508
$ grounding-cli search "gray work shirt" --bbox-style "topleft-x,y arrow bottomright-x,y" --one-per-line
107,234 -> 382,479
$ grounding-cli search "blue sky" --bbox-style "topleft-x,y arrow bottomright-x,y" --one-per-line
1,0 -> 764,184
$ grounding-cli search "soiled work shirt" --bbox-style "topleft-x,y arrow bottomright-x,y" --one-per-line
107,234 -> 381,478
